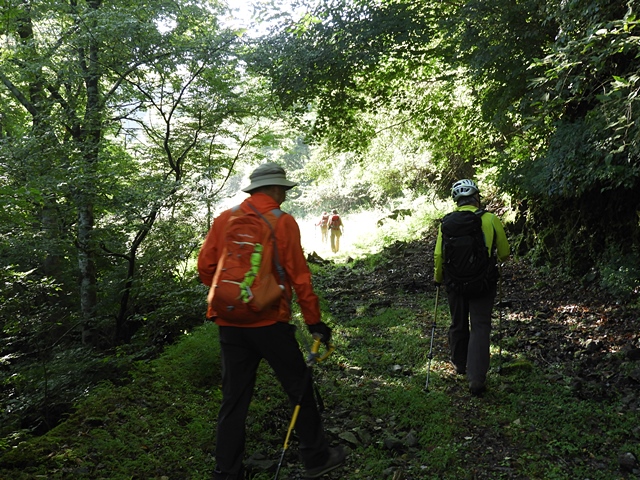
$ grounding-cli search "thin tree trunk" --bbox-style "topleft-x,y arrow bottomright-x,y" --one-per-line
77,0 -> 103,345
15,2 -> 65,286
77,202 -> 97,344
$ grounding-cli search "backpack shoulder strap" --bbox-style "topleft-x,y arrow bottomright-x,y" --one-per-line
267,209 -> 285,283
247,204 -> 287,286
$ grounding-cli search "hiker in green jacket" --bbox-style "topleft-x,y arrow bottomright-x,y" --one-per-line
434,179 -> 510,395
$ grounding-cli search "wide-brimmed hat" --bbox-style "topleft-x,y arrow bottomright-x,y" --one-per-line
241,163 -> 298,193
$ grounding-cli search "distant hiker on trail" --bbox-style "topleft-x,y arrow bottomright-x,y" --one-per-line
197,163 -> 346,480
433,179 -> 510,396
329,209 -> 343,253
316,211 -> 330,244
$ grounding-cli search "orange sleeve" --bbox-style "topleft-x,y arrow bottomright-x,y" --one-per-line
277,214 -> 322,325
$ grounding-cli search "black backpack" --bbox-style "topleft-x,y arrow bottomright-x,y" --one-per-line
441,209 -> 497,296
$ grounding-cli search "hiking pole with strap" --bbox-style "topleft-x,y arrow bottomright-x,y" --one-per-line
424,286 -> 440,392
274,334 -> 335,480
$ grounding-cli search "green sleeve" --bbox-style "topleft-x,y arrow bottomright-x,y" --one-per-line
491,216 -> 510,261
434,226 -> 444,283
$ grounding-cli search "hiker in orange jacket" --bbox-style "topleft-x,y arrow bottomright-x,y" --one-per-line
198,163 -> 345,480
329,210 -> 343,253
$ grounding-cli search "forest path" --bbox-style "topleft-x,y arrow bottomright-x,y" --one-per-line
285,235 -> 640,479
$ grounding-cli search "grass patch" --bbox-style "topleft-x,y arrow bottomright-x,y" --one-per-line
0,323 -> 223,479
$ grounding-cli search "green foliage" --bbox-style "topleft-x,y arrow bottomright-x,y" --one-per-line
450,0 -> 557,131
249,0 -> 640,296
487,2 -> 640,294
0,17 -> 295,450
0,185 -> 42,232
598,246 -> 640,301
510,116 -> 640,200
0,342 -> 132,442
487,369 -> 634,479
0,0 -> 288,373
0,269 -> 79,436
249,0 -> 436,151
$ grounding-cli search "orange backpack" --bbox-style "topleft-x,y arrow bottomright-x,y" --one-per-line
207,205 -> 286,323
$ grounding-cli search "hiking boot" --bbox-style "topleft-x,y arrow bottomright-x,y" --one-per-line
469,381 -> 486,396
450,361 -> 466,375
213,467 -> 243,480
303,446 -> 346,479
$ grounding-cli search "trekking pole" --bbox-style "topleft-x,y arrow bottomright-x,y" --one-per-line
497,269 -> 504,374
274,334 -> 335,480
424,286 -> 440,392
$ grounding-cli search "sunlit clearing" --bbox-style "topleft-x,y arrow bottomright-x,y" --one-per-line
298,196 -> 448,261
299,210 -> 382,259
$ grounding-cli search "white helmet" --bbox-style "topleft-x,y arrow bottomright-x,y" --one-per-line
451,179 -> 479,202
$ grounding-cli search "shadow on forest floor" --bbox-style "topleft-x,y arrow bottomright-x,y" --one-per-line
297,236 -> 640,479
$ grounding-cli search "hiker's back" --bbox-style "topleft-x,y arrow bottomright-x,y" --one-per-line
441,209 -> 496,296
207,206 -> 285,323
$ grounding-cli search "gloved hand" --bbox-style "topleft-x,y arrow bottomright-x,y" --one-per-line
307,322 -> 332,345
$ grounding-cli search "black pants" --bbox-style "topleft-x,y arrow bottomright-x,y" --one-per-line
447,285 -> 497,385
214,322 -> 329,480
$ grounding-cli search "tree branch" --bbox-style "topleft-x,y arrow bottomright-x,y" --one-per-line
0,70 -> 39,117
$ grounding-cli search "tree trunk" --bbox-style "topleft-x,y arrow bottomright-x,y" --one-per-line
77,0 -> 103,345
77,202 -> 97,344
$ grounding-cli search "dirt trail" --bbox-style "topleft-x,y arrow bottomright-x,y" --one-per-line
298,236 -> 640,479
314,235 -> 640,399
